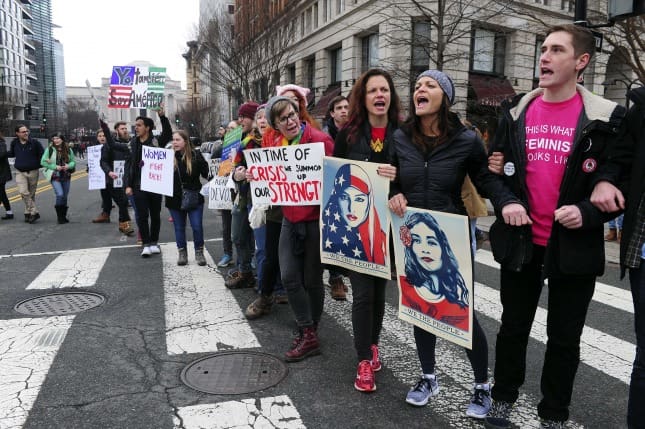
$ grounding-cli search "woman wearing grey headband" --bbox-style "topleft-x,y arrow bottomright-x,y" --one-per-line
388,69 -> 522,418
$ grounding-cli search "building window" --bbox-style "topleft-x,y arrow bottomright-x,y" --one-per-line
533,37 -> 544,80
361,33 -> 379,72
301,12 -> 305,37
305,7 -> 312,33
471,28 -> 506,76
287,64 -> 296,84
411,20 -> 431,73
314,3 -> 319,28
336,0 -> 344,15
228,4 -> 234,14
330,47 -> 342,84
304,57 -> 316,89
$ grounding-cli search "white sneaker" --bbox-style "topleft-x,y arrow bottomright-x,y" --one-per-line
149,244 -> 161,254
141,246 -> 152,258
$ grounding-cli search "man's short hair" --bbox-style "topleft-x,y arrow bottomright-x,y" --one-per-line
328,95 -> 348,114
546,24 -> 596,61
114,121 -> 127,131
136,116 -> 155,130
15,124 -> 27,133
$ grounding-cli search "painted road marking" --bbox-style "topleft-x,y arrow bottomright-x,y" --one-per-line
161,243 -> 260,355
7,172 -> 88,204
0,316 -> 75,428
475,282 -> 634,384
26,248 -> 111,289
175,395 -> 305,429
475,249 -> 634,313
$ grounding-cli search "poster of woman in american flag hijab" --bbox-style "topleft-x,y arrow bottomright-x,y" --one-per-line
320,157 -> 391,279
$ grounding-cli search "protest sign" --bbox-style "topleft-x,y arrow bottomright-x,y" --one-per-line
140,146 -> 174,196
87,145 -> 105,190
108,65 -> 166,109
112,160 -> 125,188
219,126 -> 242,177
391,207 -> 473,349
244,143 -> 325,206
320,157 -> 391,279
207,159 -> 233,210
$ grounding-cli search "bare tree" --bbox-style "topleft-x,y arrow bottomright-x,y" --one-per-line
64,98 -> 99,138
604,16 -> 645,84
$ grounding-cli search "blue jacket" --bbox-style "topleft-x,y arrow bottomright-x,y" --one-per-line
8,137 -> 44,172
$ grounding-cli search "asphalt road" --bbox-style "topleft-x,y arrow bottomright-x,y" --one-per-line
0,162 -> 634,429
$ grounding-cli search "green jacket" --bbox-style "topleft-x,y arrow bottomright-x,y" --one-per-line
41,145 -> 76,181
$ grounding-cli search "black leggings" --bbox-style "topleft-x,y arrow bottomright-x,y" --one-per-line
0,182 -> 10,211
260,220 -> 282,297
414,313 -> 489,383
350,271 -> 387,361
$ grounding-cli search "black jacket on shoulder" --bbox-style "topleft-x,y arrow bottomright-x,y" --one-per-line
489,85 -> 626,276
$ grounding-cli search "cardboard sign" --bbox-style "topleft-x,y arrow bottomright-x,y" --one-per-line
207,159 -> 233,210
221,126 -> 242,165
391,207 -> 473,349
244,143 -> 325,206
87,145 -> 106,190
108,65 -> 166,109
113,160 -> 125,188
320,157 -> 392,279
140,146 -> 174,196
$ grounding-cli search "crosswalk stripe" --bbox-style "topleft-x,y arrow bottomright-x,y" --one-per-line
175,395 -> 305,429
26,248 -> 111,289
475,249 -> 634,314
161,243 -> 260,355
322,285 -> 583,428
0,316 -> 75,428
475,282 -> 634,384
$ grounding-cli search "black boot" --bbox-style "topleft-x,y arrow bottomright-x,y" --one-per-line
55,206 -> 64,224
62,206 -> 70,223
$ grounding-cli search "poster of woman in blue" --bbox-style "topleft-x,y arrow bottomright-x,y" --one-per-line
391,208 -> 473,349
320,157 -> 391,279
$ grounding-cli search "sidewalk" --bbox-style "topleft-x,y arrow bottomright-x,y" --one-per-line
476,215 -> 621,265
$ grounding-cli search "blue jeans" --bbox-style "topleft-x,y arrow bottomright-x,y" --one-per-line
51,180 -> 70,206
629,261 -> 645,429
609,214 -> 624,229
231,204 -> 254,273
254,224 -> 266,292
169,205 -> 204,249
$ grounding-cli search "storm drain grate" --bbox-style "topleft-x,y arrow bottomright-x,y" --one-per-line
14,292 -> 105,316
181,351 -> 288,395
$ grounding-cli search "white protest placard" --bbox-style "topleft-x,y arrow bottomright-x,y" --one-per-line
207,159 -> 233,210
140,146 -> 174,196
244,143 -> 325,206
113,160 -> 125,188
87,145 -> 105,190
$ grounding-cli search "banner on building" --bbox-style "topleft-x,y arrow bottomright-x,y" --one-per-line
108,65 -> 166,109
244,143 -> 325,206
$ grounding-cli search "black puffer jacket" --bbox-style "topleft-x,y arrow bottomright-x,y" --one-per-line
334,122 -> 396,163
165,150 -> 209,210
0,138 -> 11,183
490,85 -> 626,277
390,112 -> 519,216
99,121 -> 131,185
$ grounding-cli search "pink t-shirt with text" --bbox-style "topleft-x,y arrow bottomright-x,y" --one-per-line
524,93 -> 582,246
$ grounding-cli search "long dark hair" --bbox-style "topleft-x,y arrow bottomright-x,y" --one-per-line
49,132 -> 70,163
403,211 -> 468,308
345,68 -> 401,144
404,81 -> 455,152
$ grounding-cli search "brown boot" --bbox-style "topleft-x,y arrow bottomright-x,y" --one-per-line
604,228 -> 617,241
285,326 -> 320,362
617,230 -> 622,243
119,221 -> 135,235
329,276 -> 347,301
225,271 -> 256,289
245,295 -> 273,320
92,212 -> 110,223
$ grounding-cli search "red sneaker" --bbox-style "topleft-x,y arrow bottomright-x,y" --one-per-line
354,360 -> 376,392
370,344 -> 382,372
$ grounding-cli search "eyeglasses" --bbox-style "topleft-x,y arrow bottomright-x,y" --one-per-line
277,111 -> 299,126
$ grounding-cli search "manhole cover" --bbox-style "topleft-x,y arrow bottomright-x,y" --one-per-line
181,351 -> 288,395
14,292 -> 105,316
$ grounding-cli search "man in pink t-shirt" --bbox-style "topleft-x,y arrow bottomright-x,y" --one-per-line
484,24 -> 627,429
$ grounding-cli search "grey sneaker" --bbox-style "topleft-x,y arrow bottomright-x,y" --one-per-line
540,419 -> 567,428
405,374 -> 439,407
466,383 -> 491,419
177,248 -> 188,266
484,400 -> 513,429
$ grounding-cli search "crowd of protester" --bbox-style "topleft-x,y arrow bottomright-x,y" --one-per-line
1,23 -> 643,429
